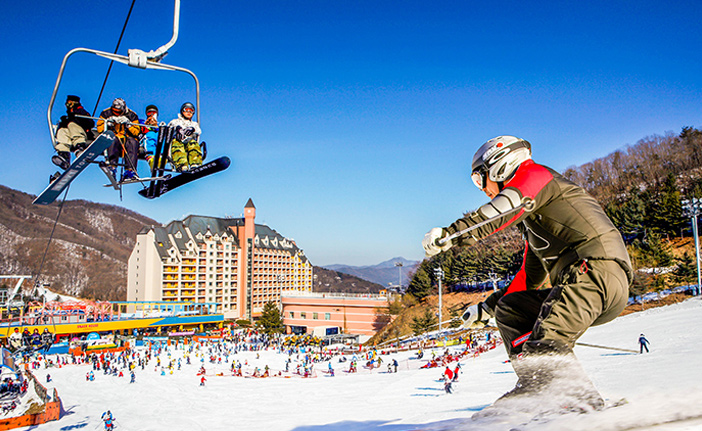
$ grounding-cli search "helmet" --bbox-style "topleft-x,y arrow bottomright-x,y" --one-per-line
145,104 -> 159,115
111,98 -> 126,113
180,102 -> 195,114
471,135 -> 531,189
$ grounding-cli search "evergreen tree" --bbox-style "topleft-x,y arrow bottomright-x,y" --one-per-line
410,308 -> 437,335
257,301 -> 284,335
407,261 -> 433,299
673,252 -> 697,285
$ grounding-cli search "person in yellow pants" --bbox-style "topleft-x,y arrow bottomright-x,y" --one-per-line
168,102 -> 202,172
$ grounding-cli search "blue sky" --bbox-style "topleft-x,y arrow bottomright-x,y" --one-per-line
2,1 -> 701,267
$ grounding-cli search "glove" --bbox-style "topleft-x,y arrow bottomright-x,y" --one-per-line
114,116 -> 129,124
460,303 -> 491,329
183,127 -> 194,137
422,227 -> 452,257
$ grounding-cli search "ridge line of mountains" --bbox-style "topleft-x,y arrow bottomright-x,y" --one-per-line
0,184 -> 415,299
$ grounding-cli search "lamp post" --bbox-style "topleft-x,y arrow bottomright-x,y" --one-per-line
434,267 -> 444,332
395,261 -> 404,292
682,198 -> 702,295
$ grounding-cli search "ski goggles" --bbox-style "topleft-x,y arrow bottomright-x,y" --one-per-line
471,168 -> 487,190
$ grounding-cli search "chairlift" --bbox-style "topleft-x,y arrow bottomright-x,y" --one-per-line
34,0 -> 229,205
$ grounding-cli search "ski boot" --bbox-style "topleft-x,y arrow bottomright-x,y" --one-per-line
51,152 -> 71,170
121,169 -> 137,182
49,171 -> 61,183
73,142 -> 87,158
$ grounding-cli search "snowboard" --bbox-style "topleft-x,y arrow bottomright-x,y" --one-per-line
33,132 -> 116,205
138,156 -> 230,199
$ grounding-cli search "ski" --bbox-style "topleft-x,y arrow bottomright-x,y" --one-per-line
99,161 -> 121,190
102,173 -> 171,187
138,156 -> 230,199
33,132 -> 116,205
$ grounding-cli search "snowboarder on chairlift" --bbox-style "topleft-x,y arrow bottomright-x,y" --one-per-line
51,95 -> 95,172
168,102 -> 203,172
97,98 -> 141,182
423,135 -> 633,414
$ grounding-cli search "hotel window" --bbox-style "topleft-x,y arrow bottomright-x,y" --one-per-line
325,313 -> 330,320
313,312 -> 318,320
289,311 -> 294,318
300,312 -> 306,319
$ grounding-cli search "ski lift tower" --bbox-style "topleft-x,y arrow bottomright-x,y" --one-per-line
682,198 -> 702,295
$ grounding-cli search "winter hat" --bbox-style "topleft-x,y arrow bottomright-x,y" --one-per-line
66,95 -> 81,103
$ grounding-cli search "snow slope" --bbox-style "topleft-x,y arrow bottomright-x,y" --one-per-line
20,297 -> 702,431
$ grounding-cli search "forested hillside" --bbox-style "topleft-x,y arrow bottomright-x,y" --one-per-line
407,127 -> 702,299
0,185 -> 157,300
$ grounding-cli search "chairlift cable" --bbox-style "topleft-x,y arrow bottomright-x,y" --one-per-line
32,186 -> 71,296
92,0 -> 137,116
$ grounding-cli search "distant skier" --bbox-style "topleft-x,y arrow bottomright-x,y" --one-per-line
423,135 -> 633,414
102,411 -> 114,430
444,379 -> 453,394
443,366 -> 454,382
639,333 -> 650,353
200,375 -> 206,386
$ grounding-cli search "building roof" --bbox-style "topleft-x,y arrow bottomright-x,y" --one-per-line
140,214 -> 308,263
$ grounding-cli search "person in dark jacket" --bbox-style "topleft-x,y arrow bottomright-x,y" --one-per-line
639,333 -> 650,353
52,95 -> 95,170
423,135 -> 633,414
97,98 -> 141,181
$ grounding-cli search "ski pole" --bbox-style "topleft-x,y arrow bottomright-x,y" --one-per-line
75,114 -> 160,130
575,342 -> 638,354
438,196 -> 535,245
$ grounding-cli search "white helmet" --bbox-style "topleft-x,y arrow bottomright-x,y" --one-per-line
471,135 -> 531,189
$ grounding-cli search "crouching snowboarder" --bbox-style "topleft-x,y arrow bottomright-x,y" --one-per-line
423,135 -> 633,416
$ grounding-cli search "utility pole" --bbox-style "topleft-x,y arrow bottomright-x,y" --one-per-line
682,198 -> 702,295
434,267 -> 444,332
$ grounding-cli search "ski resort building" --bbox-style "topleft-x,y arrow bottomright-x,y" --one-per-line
281,292 -> 390,340
126,199 -> 313,321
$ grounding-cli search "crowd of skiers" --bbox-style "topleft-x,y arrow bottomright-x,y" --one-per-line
51,95 -> 204,182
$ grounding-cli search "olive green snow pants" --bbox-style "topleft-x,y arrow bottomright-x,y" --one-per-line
494,259 -> 630,357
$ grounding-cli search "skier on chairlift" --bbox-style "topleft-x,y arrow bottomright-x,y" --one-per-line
51,95 -> 94,176
140,104 -> 160,170
97,98 -> 140,181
